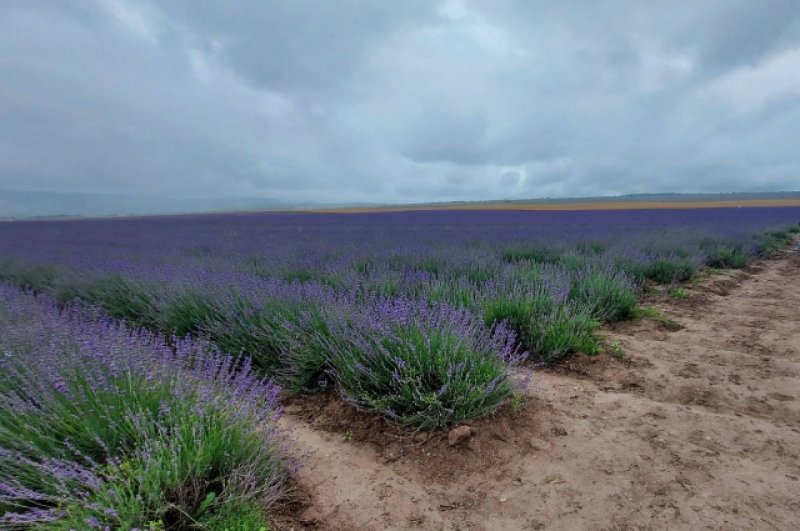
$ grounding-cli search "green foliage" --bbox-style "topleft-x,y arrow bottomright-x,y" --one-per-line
0,360 -> 286,529
644,258 -> 695,284
204,295 -> 289,373
560,255 -> 587,271
617,255 -> 696,285
84,275 -> 159,329
0,262 -> 61,295
204,295 -> 333,393
450,263 -> 493,285
387,255 -> 441,277
755,225 -> 799,254
280,267 -> 343,289
483,294 -> 552,340
578,334 -> 602,356
416,258 -> 441,276
325,306 -> 519,429
53,282 -> 83,306
196,502 -> 270,530
707,247 -> 749,268
354,258 -> 373,275
362,278 -> 401,298
631,306 -> 682,330
501,246 -> 589,273
0,263 -> 85,307
510,392 -> 524,414
483,295 -> 598,363
702,240 -> 750,268
608,340 -> 626,359
668,287 -> 688,299
427,280 -> 477,309
568,272 -> 637,322
576,241 -> 607,256
502,245 -> 563,264
530,307 -> 599,362
162,290 -> 220,337
274,308 -> 335,394
281,268 -> 316,283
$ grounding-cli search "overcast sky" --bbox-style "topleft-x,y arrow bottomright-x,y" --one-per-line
2,1 -> 800,205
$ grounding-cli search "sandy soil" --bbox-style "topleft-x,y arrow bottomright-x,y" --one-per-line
275,248 -> 800,530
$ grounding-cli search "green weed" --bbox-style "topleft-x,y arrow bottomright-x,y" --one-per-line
632,306 -> 682,331
608,340 -> 626,359
668,287 -> 688,299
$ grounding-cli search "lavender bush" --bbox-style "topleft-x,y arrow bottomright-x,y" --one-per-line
199,282 -> 344,394
321,298 -> 527,429
0,285 -> 289,529
568,263 -> 638,322
0,207 -> 797,429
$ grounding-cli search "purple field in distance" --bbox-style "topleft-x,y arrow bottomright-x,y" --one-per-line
1,205 -> 799,527
0,205 -> 797,374
0,205 -> 797,408
2,206 -> 799,271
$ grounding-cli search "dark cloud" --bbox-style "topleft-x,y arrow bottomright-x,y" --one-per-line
156,1 -> 436,95
400,110 -> 489,164
1,0 -> 799,212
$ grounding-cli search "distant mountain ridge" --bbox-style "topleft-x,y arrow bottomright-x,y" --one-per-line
0,190 -> 287,219
1,190 -> 799,219
389,191 -> 800,208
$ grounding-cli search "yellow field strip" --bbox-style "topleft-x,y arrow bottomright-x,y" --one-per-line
305,199 -> 800,214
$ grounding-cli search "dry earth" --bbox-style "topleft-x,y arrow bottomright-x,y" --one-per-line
275,248 -> 800,530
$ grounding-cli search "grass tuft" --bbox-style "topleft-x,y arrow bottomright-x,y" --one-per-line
631,306 -> 682,331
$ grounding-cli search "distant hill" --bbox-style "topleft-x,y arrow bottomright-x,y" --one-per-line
310,191 -> 800,213
2,190 -> 799,220
379,191 -> 800,209
0,190 -> 287,219
528,191 -> 800,204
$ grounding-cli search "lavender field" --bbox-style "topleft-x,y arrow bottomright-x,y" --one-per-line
1,206 -> 799,528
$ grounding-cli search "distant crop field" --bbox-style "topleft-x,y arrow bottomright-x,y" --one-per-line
1,206 -> 799,528
312,198 -> 800,213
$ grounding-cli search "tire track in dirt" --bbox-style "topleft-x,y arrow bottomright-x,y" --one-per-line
277,249 -> 800,530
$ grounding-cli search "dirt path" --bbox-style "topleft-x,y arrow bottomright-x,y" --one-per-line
277,250 -> 800,530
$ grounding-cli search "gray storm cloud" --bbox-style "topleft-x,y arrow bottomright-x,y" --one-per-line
1,0 -> 799,208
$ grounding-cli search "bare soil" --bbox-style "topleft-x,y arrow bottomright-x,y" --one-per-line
275,249 -> 800,530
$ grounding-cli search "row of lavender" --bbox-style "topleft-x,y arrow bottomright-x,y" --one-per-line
0,208 -> 798,428
0,284 -> 290,529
